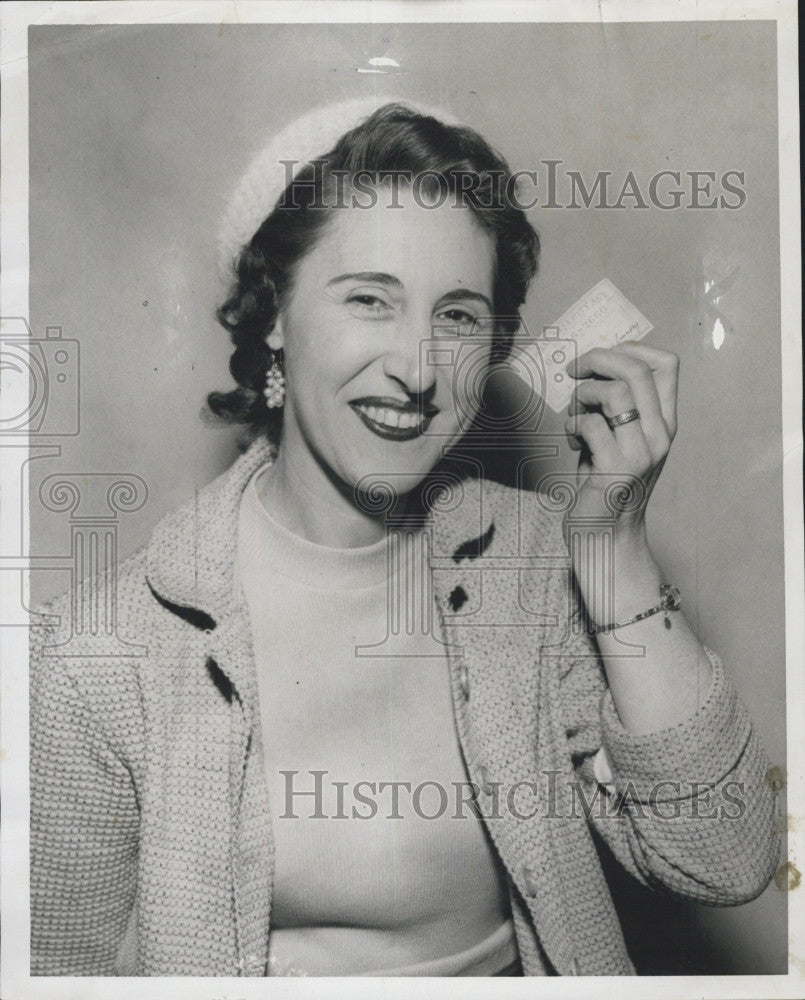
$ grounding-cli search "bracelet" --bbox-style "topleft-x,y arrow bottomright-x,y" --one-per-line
591,584 -> 681,633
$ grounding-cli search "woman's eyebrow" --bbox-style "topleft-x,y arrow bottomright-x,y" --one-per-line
327,271 -> 402,289
437,288 -> 494,312
327,273 -> 493,312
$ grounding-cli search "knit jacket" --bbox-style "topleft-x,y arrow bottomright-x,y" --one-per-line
30,436 -> 780,977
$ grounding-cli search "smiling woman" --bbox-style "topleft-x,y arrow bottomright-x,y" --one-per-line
29,101 -> 779,978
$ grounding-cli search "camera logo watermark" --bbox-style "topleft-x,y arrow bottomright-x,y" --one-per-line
1,316 -> 147,652
0,318 -> 80,437
348,294 -> 656,660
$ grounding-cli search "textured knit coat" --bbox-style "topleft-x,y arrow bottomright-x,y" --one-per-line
30,436 -> 780,977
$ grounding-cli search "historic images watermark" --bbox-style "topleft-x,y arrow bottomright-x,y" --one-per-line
276,161 -> 748,212
277,769 -> 750,823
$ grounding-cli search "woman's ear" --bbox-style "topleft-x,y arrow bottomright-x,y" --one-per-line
267,315 -> 284,352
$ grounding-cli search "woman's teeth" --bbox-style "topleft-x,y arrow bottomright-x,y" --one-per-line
356,404 -> 424,430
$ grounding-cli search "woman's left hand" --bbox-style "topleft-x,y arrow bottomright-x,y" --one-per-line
564,341 -> 679,544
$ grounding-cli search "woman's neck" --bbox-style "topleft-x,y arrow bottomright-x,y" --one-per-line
257,445 -> 414,548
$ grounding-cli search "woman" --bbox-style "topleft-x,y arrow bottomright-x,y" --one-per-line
30,102 -> 779,977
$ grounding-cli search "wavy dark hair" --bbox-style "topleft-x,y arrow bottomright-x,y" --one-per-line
207,103 -> 540,442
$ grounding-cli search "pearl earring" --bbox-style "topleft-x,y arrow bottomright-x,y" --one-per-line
263,352 -> 285,408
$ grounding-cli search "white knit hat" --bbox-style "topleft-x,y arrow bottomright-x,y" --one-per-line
216,95 -> 460,272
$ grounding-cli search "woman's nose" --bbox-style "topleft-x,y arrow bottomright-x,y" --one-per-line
381,315 -> 438,398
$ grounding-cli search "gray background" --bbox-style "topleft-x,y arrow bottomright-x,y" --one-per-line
28,21 -> 785,974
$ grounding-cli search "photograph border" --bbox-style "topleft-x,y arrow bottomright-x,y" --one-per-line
1,2 -> 801,998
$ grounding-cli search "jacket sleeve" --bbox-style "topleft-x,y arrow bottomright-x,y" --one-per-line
30,616 -> 140,975
557,605 -> 781,905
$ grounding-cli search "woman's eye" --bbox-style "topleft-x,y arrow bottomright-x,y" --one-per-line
347,293 -> 391,313
435,307 -> 481,332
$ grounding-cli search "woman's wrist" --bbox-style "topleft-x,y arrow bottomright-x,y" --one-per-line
567,522 -> 665,628
589,584 -> 682,633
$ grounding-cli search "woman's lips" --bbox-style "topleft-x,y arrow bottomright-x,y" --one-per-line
349,398 -> 438,441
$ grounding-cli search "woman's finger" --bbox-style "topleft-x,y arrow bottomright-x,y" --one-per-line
564,411 -> 624,469
572,378 -> 653,471
568,346 -> 673,458
603,341 -> 680,437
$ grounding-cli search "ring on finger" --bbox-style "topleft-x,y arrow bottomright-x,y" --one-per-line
606,408 -> 640,430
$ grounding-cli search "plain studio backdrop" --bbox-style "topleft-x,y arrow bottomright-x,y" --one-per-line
26,21 -> 785,974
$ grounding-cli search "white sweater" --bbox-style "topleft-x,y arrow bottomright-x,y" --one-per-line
236,462 -> 518,975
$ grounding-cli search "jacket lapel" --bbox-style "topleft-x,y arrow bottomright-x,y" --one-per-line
145,438 -> 276,973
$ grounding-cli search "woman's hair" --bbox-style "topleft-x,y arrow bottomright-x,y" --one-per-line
207,102 -> 540,442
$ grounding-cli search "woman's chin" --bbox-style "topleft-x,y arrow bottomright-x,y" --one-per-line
347,465 -> 433,510
333,443 -> 443,496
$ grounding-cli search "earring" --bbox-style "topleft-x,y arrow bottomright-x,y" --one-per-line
263,352 -> 285,408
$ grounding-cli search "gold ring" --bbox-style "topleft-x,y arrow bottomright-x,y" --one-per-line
606,408 -> 640,430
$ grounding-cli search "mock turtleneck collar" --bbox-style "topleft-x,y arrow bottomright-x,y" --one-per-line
239,463 -> 395,590
144,436 -> 492,620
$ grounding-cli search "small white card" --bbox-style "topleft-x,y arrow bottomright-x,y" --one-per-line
530,279 -> 654,414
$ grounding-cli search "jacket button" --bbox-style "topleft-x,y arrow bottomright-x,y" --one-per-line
521,864 -> 538,898
458,663 -> 470,700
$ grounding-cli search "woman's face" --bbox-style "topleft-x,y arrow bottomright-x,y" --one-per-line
269,183 -> 497,502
